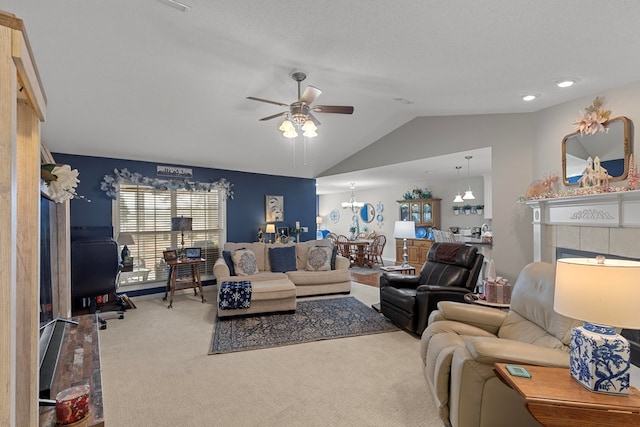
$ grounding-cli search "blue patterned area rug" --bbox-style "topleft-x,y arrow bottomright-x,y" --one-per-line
209,297 -> 399,354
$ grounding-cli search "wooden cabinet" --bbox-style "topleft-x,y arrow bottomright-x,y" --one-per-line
395,238 -> 433,269
397,198 -> 441,228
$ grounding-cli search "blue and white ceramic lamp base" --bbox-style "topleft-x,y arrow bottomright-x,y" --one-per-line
569,322 -> 630,395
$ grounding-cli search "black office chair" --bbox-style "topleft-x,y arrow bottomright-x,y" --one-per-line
71,238 -> 124,329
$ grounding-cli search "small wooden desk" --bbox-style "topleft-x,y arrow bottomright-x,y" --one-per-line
494,363 -> 640,427
163,258 -> 206,308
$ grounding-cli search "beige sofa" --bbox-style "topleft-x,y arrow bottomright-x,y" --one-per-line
420,262 -> 583,427
214,240 -> 351,317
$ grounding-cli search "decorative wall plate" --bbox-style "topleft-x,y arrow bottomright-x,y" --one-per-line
376,202 -> 384,213
329,209 -> 340,223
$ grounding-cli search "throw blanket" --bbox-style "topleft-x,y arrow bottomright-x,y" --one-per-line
219,281 -> 252,310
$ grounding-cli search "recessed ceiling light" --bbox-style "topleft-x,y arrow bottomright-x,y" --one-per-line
521,94 -> 539,102
556,77 -> 579,88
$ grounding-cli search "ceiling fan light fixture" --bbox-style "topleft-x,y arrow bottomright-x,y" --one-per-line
279,119 -> 294,132
302,120 -> 317,132
283,127 -> 298,138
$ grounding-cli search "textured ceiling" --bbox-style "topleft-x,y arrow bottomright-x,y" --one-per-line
5,1 -> 640,189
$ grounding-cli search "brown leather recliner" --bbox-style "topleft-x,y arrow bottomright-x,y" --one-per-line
421,262 -> 583,427
379,243 -> 483,335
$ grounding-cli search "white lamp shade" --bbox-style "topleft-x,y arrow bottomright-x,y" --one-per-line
393,221 -> 416,239
316,216 -> 323,224
453,194 -> 464,203
554,257 -> 640,329
265,224 -> 276,233
462,189 -> 475,200
117,232 -> 135,246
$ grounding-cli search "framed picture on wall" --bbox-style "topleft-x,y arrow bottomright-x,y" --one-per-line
266,195 -> 284,222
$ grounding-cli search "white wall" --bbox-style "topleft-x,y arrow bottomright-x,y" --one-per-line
320,80 -> 640,281
321,114 -> 534,282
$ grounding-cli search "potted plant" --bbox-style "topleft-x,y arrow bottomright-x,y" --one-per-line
462,204 -> 472,215
453,206 -> 461,216
476,204 -> 484,215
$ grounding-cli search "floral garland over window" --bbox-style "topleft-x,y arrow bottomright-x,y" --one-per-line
100,168 -> 234,200
573,97 -> 611,135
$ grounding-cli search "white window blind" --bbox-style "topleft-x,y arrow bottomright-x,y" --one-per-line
116,184 -> 223,285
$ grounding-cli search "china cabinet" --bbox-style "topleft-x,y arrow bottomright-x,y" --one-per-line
397,198 -> 441,228
395,199 -> 441,269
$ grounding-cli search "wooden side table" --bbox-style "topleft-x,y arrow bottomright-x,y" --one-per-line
494,363 -> 640,427
464,292 -> 510,309
163,258 -> 206,308
380,265 -> 417,275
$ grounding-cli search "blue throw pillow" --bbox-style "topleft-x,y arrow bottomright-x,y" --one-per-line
222,250 -> 236,276
269,245 -> 297,272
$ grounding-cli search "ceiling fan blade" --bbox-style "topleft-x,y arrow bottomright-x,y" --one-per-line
247,96 -> 289,107
258,111 -> 287,121
299,85 -> 322,105
312,105 -> 354,114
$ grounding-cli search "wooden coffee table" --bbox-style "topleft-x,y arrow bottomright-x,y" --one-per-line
494,363 -> 640,427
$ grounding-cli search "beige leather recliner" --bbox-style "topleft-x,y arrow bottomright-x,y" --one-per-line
420,262 -> 583,427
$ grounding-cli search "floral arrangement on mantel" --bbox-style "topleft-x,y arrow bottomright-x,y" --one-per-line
41,163 -> 90,203
573,96 -> 612,135
100,168 -> 234,200
518,155 -> 640,202
402,187 -> 432,200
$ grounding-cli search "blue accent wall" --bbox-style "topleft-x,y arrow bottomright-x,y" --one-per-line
53,153 -> 317,242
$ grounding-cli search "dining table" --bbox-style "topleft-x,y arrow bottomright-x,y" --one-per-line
349,239 -> 373,267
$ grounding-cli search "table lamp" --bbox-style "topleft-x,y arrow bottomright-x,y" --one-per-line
116,232 -> 135,264
316,216 -> 323,240
265,223 -> 276,243
171,216 -> 192,254
394,220 -> 415,268
554,256 -> 640,395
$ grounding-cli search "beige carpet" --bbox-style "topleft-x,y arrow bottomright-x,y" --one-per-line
99,283 -> 444,426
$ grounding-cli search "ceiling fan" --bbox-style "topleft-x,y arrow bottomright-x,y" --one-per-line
247,71 -> 354,138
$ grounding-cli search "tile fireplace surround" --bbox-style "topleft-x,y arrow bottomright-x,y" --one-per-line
527,189 -> 640,366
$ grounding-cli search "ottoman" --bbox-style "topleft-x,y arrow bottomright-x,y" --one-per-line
216,278 -> 296,318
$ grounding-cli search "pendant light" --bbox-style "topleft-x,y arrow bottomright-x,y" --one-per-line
453,166 -> 464,203
463,155 -> 475,200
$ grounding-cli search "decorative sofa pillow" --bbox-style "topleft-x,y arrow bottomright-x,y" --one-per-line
330,245 -> 338,270
306,246 -> 332,271
269,245 -> 297,272
232,249 -> 259,276
222,250 -> 236,276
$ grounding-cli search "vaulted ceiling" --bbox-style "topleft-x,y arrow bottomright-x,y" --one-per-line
6,1 -> 640,189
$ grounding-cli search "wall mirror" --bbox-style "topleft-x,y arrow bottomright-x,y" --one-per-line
360,203 -> 375,223
562,116 -> 632,185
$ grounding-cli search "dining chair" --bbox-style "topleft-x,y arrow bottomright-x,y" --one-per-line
336,234 -> 355,265
366,234 -> 386,267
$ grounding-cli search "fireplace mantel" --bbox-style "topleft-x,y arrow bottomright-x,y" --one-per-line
526,190 -> 640,261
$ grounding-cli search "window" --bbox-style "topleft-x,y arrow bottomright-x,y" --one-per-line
115,184 -> 224,286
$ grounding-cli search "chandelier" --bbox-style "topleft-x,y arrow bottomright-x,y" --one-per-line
341,183 -> 364,213
278,103 -> 318,138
